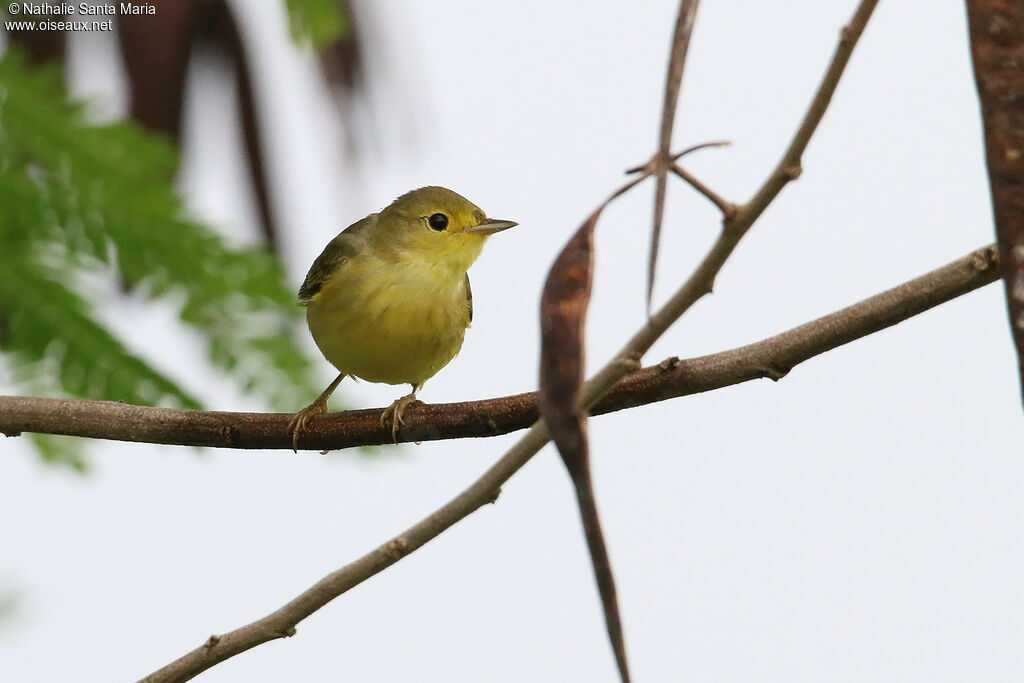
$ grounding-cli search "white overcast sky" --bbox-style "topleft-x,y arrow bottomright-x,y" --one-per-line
2,1 -> 1023,681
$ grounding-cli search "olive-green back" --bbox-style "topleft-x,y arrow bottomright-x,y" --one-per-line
298,215 -> 473,320
298,216 -> 373,304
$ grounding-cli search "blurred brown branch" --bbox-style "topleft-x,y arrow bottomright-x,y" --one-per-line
9,0 -> 365,253
964,0 -> 1024,404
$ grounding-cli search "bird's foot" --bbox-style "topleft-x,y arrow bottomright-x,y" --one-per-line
380,393 -> 420,443
288,398 -> 329,452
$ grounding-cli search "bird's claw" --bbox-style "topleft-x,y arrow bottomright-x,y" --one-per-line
380,394 -> 420,443
288,399 -> 328,452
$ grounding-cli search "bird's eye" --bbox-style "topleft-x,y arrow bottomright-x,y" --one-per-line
427,213 -> 449,231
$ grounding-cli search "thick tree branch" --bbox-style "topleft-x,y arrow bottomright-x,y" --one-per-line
0,245 -> 998,453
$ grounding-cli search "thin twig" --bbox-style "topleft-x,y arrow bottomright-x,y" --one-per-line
138,240 -> 996,683
670,163 -> 736,217
578,0 -> 882,417
624,140 -> 730,175
648,0 -> 702,312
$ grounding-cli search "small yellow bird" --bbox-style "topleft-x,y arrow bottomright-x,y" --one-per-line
290,186 -> 517,449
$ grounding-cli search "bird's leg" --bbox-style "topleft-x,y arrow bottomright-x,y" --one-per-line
288,373 -> 345,452
380,383 -> 422,443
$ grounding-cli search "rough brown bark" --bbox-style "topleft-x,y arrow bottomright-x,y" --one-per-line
965,0 -> 1024,402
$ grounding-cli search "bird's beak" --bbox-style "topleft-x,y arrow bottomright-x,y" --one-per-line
466,218 -> 518,235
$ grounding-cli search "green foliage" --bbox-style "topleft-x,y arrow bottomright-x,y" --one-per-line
284,0 -> 350,50
0,53 -> 321,466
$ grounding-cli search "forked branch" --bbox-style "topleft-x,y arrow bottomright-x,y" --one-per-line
138,241 -> 996,683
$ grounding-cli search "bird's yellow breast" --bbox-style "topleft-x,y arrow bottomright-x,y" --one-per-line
305,251 -> 472,386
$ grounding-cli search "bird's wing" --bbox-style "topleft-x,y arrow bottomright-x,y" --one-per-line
298,215 -> 375,304
464,273 -> 473,323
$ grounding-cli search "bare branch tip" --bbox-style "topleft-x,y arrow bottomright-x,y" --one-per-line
670,140 -> 731,163
626,140 -> 729,176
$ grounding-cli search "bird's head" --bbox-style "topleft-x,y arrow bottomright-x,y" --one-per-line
372,186 -> 517,273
